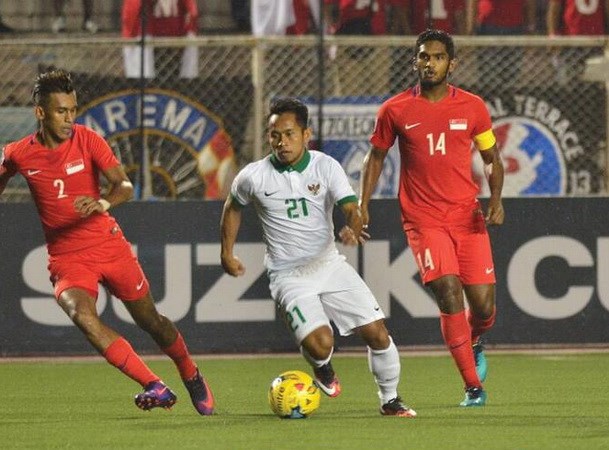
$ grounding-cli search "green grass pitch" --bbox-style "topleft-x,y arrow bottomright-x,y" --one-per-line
2,352 -> 609,449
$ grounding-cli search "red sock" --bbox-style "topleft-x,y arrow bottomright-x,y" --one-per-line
103,337 -> 159,387
467,307 -> 496,343
162,332 -> 198,380
440,311 -> 481,388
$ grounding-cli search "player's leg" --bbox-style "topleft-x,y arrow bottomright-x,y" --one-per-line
270,269 -> 340,397
464,284 -> 495,383
121,293 -> 214,415
300,325 -> 342,397
56,287 -> 175,409
408,227 -> 483,405
101,234 -> 214,416
428,276 -> 485,405
355,320 -> 416,418
459,228 -> 497,385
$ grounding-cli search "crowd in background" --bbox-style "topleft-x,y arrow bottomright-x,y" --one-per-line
239,0 -> 609,37
0,1 -> 607,37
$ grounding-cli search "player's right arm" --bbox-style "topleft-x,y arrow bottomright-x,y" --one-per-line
220,195 -> 246,277
359,146 -> 387,228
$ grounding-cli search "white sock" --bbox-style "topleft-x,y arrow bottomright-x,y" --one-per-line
368,336 -> 401,405
300,346 -> 333,368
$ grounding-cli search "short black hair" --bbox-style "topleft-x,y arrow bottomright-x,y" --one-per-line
414,29 -> 456,60
268,97 -> 309,129
32,67 -> 75,107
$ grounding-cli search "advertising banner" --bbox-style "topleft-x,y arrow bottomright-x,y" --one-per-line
1,198 -> 608,356
305,86 -> 605,199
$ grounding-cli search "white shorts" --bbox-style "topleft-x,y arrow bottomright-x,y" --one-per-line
268,252 -> 385,345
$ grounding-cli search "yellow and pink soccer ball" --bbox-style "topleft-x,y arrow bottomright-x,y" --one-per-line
268,370 -> 321,419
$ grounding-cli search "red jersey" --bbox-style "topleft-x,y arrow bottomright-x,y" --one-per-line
325,0 -> 387,34
370,85 -> 493,228
553,0 -> 607,35
477,0 -> 527,27
388,0 -> 465,34
122,0 -> 198,38
2,125 -> 121,255
287,0 -> 313,34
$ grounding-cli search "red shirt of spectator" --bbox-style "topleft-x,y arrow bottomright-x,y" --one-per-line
122,0 -> 198,38
552,0 -> 607,35
477,0 -> 527,28
389,0 -> 465,34
287,0 -> 314,34
325,0 -> 387,35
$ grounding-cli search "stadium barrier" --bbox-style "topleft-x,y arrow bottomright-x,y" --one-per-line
0,35 -> 607,201
1,198 -> 608,356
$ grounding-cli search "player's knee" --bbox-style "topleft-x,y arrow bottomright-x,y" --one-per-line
303,329 -> 334,360
360,321 -> 390,350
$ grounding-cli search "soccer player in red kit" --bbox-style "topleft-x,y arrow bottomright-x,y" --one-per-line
0,68 -> 214,416
360,29 -> 504,406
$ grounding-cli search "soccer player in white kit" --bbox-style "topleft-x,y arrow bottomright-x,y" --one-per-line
220,97 -> 416,417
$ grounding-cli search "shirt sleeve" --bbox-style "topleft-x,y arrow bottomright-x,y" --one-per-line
370,101 -> 397,151
230,164 -> 254,207
471,96 -> 494,142
87,129 -> 120,171
325,155 -> 357,205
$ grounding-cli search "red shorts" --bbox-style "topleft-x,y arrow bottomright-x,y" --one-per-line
48,230 -> 150,301
405,220 -> 496,285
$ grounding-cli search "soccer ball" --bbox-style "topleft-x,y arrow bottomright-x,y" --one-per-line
268,370 -> 321,419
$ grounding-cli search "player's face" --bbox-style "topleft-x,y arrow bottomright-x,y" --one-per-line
268,112 -> 311,166
35,91 -> 77,148
414,40 -> 455,89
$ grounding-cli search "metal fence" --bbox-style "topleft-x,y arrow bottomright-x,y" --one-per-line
0,34 -> 607,201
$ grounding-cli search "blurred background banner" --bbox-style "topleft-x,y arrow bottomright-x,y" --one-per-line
2,198 -> 609,356
0,35 -> 606,202
0,0 -> 608,355
305,96 -> 400,198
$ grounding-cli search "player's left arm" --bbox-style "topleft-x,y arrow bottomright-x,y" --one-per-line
338,199 -> 370,246
476,130 -> 504,225
74,164 -> 134,217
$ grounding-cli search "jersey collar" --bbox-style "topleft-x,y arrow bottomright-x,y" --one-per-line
270,149 -> 311,173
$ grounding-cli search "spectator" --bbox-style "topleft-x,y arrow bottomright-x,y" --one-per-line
465,0 -> 537,87
288,0 -> 320,35
466,0 -> 536,35
251,0 -> 319,36
388,0 -> 466,35
52,0 -> 98,33
122,0 -> 199,79
547,0 -> 608,36
324,0 -> 387,35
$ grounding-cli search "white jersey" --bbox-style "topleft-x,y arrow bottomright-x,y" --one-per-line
231,150 -> 357,271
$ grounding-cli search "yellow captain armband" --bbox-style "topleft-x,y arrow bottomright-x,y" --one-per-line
474,129 -> 496,151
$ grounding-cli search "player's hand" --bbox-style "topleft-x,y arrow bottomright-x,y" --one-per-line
221,254 -> 246,277
339,225 -> 359,246
359,224 -> 371,245
74,196 -> 104,218
485,199 -> 505,225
